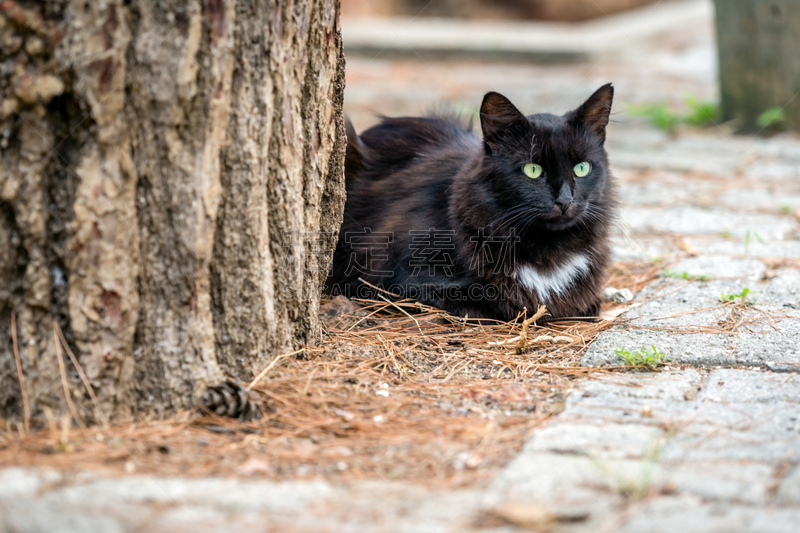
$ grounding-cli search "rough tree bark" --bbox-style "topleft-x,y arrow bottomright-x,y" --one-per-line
713,0 -> 800,131
0,0 -> 346,424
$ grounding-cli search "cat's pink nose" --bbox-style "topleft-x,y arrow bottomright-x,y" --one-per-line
554,200 -> 574,215
554,184 -> 574,215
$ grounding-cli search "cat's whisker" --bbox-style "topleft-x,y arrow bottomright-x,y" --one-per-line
582,204 -> 608,225
484,205 -> 531,226
488,214 -> 537,240
489,209 -> 533,230
484,208 -> 536,238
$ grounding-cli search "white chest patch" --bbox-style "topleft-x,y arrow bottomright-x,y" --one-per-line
515,254 -> 591,301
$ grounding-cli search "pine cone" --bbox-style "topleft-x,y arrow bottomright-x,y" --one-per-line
199,380 -> 263,422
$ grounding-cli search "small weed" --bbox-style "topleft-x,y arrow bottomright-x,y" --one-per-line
629,102 -> 681,132
684,96 -> 719,126
719,230 -> 733,239
720,287 -> 749,305
629,96 -> 719,132
744,229 -> 764,256
757,106 -> 786,129
616,470 -> 654,501
615,345 -> 670,369
597,429 -> 673,502
780,205 -> 793,215
662,269 -> 709,281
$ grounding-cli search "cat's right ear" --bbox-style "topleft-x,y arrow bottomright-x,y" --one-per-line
480,92 -> 527,155
572,83 -> 614,142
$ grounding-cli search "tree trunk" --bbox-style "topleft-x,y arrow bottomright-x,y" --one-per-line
0,0 -> 345,424
713,0 -> 800,131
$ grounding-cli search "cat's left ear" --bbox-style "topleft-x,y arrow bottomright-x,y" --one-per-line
572,83 -> 614,142
480,92 -> 528,155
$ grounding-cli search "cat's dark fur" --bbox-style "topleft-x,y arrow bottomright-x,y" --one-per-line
326,84 -> 616,322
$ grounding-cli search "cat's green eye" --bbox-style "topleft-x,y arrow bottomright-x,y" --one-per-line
574,162 -> 592,177
522,163 -> 543,179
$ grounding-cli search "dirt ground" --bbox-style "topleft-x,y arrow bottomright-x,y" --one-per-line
1,258 -> 660,487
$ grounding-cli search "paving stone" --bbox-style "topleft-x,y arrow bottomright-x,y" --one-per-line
669,256 -> 766,280
4,476 -> 494,533
615,173 -> 719,208
653,461 -> 775,505
490,452 -> 616,503
48,477 -> 334,515
733,317 -> 800,371
617,496 -> 797,533
746,270 -> 800,306
485,454 -> 624,533
0,499 -> 126,533
551,457 -> 776,506
718,189 -> 800,213
526,422 -> 665,459
510,377 -> 782,507
0,468 -> 61,499
479,493 -> 618,533
776,465 -> 800,504
609,141 -> 746,175
609,130 -> 800,177
661,401 -> 800,463
683,238 -> 800,260
315,483 -> 487,533
609,233 -> 675,262
565,394 -> 700,424
633,276 -> 797,313
745,508 -> 800,533
146,506 -> 269,533
604,277 -> 798,350
582,323 -> 800,369
581,328 -> 733,367
577,370 -> 703,402
621,206 -> 796,240
741,136 -> 800,162
621,278 -> 759,327
698,369 -> 800,404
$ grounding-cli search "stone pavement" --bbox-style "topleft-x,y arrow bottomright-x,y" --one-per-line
3,1 -> 800,531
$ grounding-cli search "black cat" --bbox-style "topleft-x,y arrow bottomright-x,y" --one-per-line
326,84 -> 616,322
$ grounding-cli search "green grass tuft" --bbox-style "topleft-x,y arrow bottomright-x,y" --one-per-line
684,96 -> 720,126
744,229 -> 764,256
628,102 -> 681,132
615,345 -> 670,369
720,287 -> 749,305
757,107 -> 786,129
628,95 -> 720,132
662,269 -> 709,281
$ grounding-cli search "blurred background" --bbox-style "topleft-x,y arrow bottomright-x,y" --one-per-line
341,0 -> 798,137
343,0 -> 661,21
